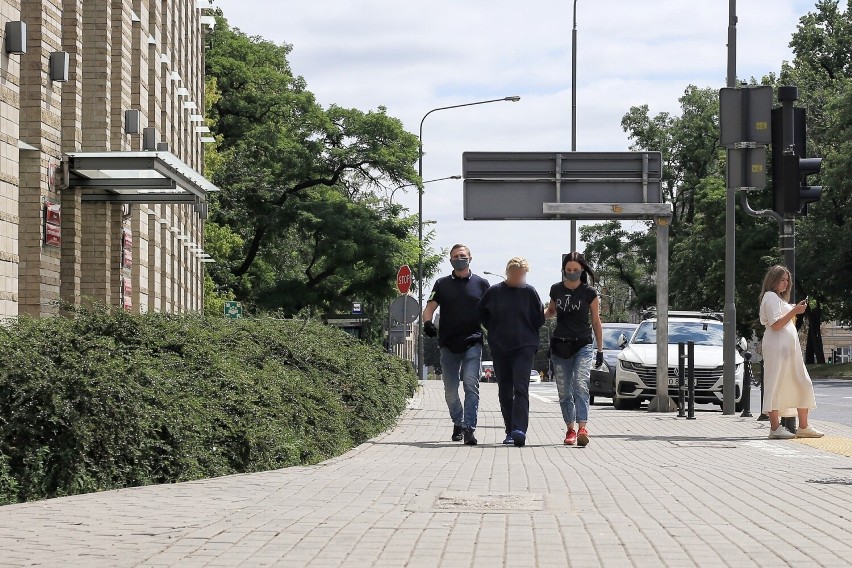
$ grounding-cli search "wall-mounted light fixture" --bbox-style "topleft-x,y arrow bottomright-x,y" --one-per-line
49,51 -> 69,82
142,127 -> 158,150
125,109 -> 141,134
4,21 -> 26,55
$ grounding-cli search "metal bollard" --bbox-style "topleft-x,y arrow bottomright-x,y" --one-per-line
677,342 -> 686,418
687,340 -> 696,420
740,349 -> 753,418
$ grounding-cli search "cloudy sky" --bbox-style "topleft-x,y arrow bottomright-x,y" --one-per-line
212,0 -> 815,303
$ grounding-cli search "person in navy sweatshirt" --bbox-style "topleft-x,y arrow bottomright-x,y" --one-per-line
478,257 -> 545,447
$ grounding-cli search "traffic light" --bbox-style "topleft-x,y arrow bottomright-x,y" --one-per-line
797,157 -> 822,216
771,106 -> 822,216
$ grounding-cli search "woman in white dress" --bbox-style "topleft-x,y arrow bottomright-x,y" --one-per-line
759,265 -> 823,439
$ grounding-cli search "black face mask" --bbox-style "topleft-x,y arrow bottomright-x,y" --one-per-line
451,258 -> 470,271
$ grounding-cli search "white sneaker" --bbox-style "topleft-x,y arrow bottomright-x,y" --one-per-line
768,426 -> 796,439
795,426 -> 825,438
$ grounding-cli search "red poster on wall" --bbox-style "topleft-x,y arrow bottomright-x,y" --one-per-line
122,277 -> 132,311
122,228 -> 133,268
44,201 -> 61,225
44,223 -> 62,247
43,201 -> 61,247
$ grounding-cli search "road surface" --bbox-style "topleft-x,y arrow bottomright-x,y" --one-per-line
530,378 -> 852,428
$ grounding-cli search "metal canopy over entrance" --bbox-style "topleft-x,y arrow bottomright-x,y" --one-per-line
62,151 -> 220,205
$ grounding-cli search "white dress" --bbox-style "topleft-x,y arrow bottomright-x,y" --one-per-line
759,291 -> 816,416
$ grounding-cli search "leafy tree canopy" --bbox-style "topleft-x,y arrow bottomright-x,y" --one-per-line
202,12 -> 440,329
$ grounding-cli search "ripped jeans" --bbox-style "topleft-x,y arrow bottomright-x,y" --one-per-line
552,344 -> 593,425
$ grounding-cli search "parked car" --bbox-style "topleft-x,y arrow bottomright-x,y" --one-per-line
481,360 -> 495,382
614,312 -> 744,411
589,323 -> 639,405
529,369 -> 541,384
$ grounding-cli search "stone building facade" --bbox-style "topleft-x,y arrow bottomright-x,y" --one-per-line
0,0 -> 215,319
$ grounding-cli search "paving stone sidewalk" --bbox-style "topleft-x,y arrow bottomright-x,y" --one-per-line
1,381 -> 851,568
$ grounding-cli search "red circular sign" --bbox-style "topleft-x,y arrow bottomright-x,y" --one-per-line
397,265 -> 412,294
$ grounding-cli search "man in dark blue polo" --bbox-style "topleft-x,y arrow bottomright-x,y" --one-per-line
423,244 -> 490,445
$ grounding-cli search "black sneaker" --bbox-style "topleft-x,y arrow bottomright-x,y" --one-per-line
451,425 -> 464,442
463,428 -> 478,446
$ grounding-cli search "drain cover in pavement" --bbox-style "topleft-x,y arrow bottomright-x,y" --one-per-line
433,492 -> 544,512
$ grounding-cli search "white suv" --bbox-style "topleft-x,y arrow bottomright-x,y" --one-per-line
613,312 -> 744,411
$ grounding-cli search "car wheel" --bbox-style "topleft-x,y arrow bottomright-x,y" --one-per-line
589,395 -> 595,406
735,399 -> 744,413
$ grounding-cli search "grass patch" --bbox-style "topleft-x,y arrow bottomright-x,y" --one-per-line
0,309 -> 416,505
807,362 -> 852,378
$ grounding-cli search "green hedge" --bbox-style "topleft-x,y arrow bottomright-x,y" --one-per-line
0,310 -> 416,505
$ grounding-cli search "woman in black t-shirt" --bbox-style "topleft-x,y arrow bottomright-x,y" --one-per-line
544,252 -> 604,447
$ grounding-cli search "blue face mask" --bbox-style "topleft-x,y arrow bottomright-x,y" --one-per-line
451,258 -> 470,271
563,270 -> 582,282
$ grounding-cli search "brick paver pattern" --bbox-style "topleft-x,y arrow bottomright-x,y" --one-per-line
1,382 -> 851,567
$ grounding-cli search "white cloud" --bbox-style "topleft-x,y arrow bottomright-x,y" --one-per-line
212,0 -> 817,305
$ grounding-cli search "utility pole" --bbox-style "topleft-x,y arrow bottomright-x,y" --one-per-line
778,86 -> 798,296
570,0 -> 579,252
778,85 -> 799,433
722,0 -> 737,415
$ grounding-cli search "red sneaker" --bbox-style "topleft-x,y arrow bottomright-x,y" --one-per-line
577,427 -> 590,447
564,429 -> 577,445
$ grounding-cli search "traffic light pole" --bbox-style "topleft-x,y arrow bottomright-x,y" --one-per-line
778,86 -> 799,433
778,87 -> 797,299
722,0 -> 737,415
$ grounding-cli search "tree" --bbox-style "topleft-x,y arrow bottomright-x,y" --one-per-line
202,12 -> 441,326
783,1 -> 852,328
770,1 -> 852,360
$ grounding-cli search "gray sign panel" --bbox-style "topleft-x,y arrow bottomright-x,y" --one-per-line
390,294 -> 420,324
719,86 -> 773,147
463,151 -> 663,221
727,146 -> 767,190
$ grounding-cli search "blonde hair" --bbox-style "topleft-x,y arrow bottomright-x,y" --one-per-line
505,256 -> 530,273
760,265 -> 791,303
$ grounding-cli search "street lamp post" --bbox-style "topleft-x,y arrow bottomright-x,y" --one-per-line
570,0 -> 580,253
417,96 -> 521,380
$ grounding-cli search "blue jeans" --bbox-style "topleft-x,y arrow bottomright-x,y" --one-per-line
440,343 -> 482,430
552,344 -> 593,425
